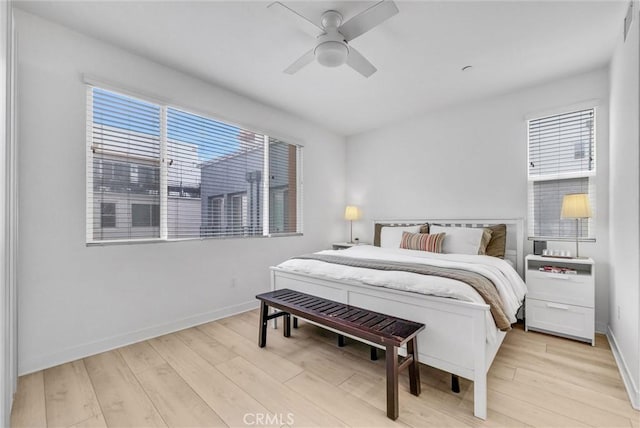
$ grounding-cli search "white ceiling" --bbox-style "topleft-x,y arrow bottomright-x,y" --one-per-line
15,0 -> 627,136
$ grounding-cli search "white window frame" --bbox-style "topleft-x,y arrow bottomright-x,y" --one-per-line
85,83 -> 304,245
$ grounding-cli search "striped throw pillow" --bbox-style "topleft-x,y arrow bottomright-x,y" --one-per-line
399,232 -> 446,253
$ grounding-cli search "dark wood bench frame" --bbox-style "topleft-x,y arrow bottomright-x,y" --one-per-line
256,289 -> 425,420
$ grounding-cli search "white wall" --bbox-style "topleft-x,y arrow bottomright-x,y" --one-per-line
608,0 -> 640,409
1,1 -> 17,424
346,69 -> 610,332
0,3 -> 7,423
15,10 -> 346,374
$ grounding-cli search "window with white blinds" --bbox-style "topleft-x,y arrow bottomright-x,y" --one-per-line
527,108 -> 596,240
87,86 -> 303,243
88,88 -> 161,241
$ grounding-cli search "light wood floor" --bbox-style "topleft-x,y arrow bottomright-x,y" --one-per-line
11,309 -> 639,428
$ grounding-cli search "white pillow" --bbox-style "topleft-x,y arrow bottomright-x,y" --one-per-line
380,225 -> 422,248
429,225 -> 486,255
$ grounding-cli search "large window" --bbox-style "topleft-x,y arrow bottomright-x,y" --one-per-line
87,86 -> 302,243
527,108 -> 596,240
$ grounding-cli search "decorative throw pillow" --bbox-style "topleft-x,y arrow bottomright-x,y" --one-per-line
485,224 -> 507,258
478,228 -> 493,255
375,223 -> 429,247
399,232 -> 445,253
429,225 -> 491,255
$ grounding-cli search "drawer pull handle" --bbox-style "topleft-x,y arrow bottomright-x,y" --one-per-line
547,303 -> 569,310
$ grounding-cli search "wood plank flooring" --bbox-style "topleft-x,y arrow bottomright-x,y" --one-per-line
11,309 -> 639,428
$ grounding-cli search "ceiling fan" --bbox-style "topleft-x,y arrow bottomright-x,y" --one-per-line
268,0 -> 399,78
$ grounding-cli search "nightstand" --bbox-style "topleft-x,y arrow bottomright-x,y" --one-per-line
332,242 -> 367,250
524,254 -> 595,345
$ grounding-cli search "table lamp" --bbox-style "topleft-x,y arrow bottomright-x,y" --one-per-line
344,205 -> 361,243
561,193 -> 592,258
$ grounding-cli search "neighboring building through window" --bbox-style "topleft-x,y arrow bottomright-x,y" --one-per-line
269,139 -> 297,234
229,193 -> 248,235
208,196 -> 224,236
87,86 -> 302,243
527,108 -> 596,240
132,204 -> 160,227
100,202 -> 116,228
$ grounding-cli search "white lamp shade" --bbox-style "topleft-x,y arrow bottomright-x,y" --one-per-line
344,205 -> 360,221
561,193 -> 592,219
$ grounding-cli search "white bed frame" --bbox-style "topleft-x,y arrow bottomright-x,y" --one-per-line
270,218 -> 524,420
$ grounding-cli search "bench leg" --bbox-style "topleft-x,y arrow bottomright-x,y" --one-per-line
338,334 -> 345,347
407,338 -> 420,396
293,317 -> 298,329
259,301 -> 269,348
284,313 -> 291,338
451,375 -> 460,393
370,346 -> 378,361
386,345 -> 399,420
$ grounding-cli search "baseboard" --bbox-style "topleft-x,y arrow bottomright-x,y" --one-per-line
607,326 -> 640,410
19,300 -> 259,375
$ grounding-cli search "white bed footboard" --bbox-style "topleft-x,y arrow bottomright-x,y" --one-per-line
271,267 -> 506,420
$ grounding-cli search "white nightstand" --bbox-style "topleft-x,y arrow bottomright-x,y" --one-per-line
525,254 -> 595,345
332,242 -> 368,250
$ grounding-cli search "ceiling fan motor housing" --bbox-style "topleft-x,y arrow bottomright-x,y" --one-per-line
321,10 -> 343,28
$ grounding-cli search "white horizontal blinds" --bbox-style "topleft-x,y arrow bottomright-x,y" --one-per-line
529,178 -> 594,239
268,138 -> 299,234
527,107 -> 596,240
89,87 -> 161,241
167,108 -> 265,238
528,109 -> 595,179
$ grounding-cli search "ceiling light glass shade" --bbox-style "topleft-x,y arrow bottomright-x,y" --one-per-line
315,41 -> 348,67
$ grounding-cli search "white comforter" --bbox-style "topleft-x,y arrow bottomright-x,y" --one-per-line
276,245 -> 527,338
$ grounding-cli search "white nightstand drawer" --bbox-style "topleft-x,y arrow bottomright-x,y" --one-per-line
526,270 -> 594,307
526,298 -> 594,342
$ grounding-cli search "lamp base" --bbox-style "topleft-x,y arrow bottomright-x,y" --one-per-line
349,220 -> 353,244
575,218 -> 580,259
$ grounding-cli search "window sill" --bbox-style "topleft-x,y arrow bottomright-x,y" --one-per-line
527,236 -> 596,243
86,233 -> 303,247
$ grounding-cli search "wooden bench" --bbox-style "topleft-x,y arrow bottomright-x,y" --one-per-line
256,288 -> 425,420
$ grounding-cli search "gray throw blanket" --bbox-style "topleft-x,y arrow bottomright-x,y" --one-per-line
293,254 -> 511,331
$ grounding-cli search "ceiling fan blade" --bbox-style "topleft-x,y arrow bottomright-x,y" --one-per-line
339,0 -> 399,42
346,46 -> 377,78
268,2 -> 324,38
284,49 -> 315,74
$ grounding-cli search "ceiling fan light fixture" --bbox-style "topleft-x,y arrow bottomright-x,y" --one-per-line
315,41 -> 349,67
271,1 -> 398,76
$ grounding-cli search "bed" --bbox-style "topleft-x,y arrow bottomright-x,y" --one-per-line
270,218 -> 525,420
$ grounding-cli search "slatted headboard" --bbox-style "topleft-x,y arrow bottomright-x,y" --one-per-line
372,218 -> 524,277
